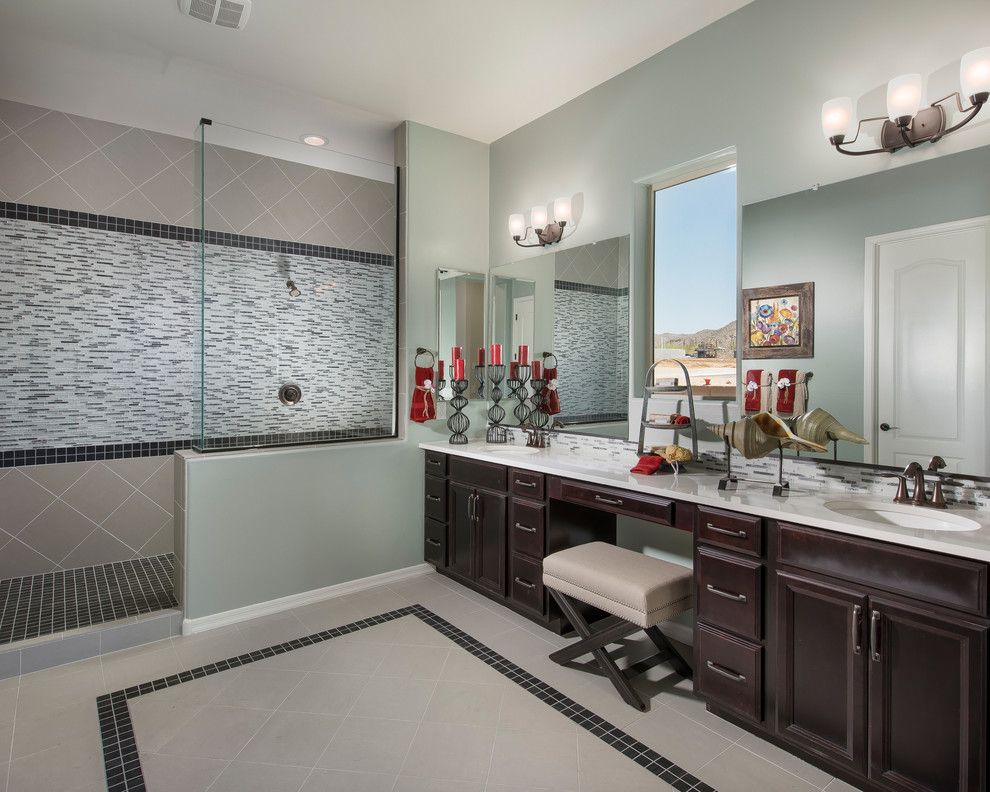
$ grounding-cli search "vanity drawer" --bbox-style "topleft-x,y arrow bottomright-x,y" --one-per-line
510,469 -> 545,500
509,499 -> 545,559
553,478 -> 674,526
696,547 -> 763,641
509,553 -> 545,616
449,457 -> 507,492
424,517 -> 446,568
697,506 -> 763,557
424,475 -> 447,521
695,623 -> 763,723
425,450 -> 447,476
777,522 -> 988,617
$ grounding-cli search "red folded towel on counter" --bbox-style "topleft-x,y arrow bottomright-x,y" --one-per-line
541,366 -> 561,415
409,365 -> 436,423
631,455 -> 664,475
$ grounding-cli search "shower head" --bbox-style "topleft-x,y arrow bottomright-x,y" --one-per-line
286,279 -> 301,298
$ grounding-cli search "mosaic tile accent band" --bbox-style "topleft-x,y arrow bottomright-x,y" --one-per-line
554,279 -> 629,296
96,604 -> 717,792
0,554 -> 176,644
0,206 -> 397,457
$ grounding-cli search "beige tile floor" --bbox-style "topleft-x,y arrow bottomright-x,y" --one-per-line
0,571 -> 865,792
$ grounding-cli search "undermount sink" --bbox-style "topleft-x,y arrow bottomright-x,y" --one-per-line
824,500 -> 981,532
485,445 -> 542,456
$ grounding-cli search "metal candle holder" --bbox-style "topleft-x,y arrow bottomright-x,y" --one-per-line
434,378 -> 447,402
474,364 -> 486,400
447,379 -> 470,444
507,365 -> 531,426
529,379 -> 549,429
486,364 -> 508,444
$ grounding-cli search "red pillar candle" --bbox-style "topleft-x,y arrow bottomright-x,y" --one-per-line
531,360 -> 542,380
452,358 -> 465,380
437,360 -> 444,380
509,361 -> 519,380
451,346 -> 462,361
517,345 -> 529,365
490,343 -> 502,365
477,347 -> 485,366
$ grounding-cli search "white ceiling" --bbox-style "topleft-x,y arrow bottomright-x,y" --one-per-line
0,0 -> 752,143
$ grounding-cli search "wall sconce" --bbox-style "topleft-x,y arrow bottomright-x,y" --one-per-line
822,47 -> 990,156
509,197 -> 572,247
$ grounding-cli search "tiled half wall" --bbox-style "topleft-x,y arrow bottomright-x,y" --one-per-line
0,99 -> 397,577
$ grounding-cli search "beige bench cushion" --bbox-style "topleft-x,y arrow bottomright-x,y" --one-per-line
543,541 -> 692,628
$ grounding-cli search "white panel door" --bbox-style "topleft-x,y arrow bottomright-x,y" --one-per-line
512,295 -> 535,352
875,221 -> 988,474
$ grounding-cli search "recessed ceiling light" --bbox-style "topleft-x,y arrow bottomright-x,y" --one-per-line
301,134 -> 327,147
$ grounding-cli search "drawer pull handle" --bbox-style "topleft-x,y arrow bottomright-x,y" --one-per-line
706,584 -> 747,603
706,523 -> 747,539
594,495 -> 624,506
426,495 -> 441,503
425,538 -> 441,547
705,660 -> 746,683
515,480 -> 537,488
427,459 -> 442,466
514,577 -> 536,590
514,522 -> 537,533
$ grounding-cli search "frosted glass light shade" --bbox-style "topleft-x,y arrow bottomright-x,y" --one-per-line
886,73 -> 923,122
961,47 -> 990,100
531,205 -> 548,230
553,197 -> 572,224
508,213 -> 526,238
821,97 -> 855,139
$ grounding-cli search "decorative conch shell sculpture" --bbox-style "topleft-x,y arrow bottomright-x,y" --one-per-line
790,407 -> 868,446
710,413 -> 827,459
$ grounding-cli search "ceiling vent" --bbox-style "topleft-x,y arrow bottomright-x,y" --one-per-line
178,0 -> 252,30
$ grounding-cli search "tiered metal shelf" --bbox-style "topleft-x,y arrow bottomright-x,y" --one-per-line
637,359 -> 699,458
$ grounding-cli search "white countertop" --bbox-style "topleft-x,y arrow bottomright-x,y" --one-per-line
419,440 -> 990,563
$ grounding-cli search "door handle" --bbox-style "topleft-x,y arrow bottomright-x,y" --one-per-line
468,494 -> 476,521
870,609 -> 881,662
594,495 -> 624,506
706,584 -> 747,603
474,494 -> 483,524
705,523 -> 747,539
514,522 -> 537,533
705,660 -> 746,683
851,604 -> 862,655
879,423 -> 899,432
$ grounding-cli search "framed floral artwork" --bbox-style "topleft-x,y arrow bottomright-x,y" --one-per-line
740,281 -> 814,359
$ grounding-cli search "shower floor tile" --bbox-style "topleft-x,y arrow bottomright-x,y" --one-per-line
0,554 -> 177,645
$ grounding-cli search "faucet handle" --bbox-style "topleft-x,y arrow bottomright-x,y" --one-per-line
879,472 -> 910,503
927,455 -> 947,472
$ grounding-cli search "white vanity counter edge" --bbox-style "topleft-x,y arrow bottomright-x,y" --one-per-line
419,440 -> 990,563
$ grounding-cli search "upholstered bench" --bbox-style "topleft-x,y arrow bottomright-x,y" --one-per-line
543,541 -> 693,711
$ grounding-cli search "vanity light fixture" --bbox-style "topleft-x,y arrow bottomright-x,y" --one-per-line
509,197 -> 572,248
822,47 -> 990,156
301,134 -> 328,147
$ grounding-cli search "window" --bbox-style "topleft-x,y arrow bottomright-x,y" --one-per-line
651,162 -> 737,396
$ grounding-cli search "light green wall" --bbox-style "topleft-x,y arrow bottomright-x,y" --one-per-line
184,122 -> 490,620
743,143 -> 990,461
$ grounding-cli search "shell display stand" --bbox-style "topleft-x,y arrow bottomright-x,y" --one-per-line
719,439 -> 790,497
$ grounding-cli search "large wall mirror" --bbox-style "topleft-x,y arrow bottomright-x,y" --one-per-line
741,143 -> 990,476
489,235 -> 630,438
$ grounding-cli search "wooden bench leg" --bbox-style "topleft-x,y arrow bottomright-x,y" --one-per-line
548,589 -> 648,712
645,625 -> 693,678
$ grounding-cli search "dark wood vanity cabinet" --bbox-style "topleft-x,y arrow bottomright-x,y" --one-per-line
447,479 -> 507,595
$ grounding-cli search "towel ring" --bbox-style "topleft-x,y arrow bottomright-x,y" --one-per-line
542,351 -> 558,369
415,347 -> 436,368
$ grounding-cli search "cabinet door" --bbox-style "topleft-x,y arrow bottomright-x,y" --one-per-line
448,482 -> 476,580
775,571 -> 868,774
474,490 -> 506,596
868,597 -> 987,792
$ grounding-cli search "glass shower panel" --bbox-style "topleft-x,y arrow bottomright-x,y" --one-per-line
194,122 -> 397,451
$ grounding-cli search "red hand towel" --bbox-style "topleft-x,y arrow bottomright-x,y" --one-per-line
541,367 -> 561,415
409,366 -> 436,423
776,368 -> 798,414
631,455 -> 664,475
744,369 -> 764,413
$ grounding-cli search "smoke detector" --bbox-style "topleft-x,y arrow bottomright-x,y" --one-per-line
178,0 -> 252,30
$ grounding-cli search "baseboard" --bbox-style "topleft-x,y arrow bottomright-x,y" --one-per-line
182,563 -> 433,635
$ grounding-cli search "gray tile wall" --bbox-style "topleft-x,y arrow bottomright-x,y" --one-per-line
554,235 -> 629,289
